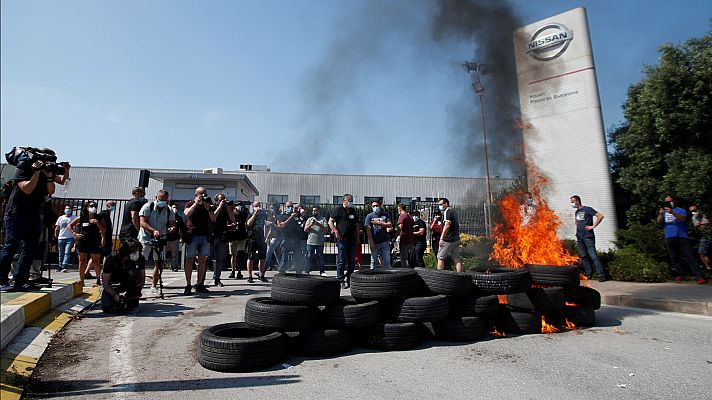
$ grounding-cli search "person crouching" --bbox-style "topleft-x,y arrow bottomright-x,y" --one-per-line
101,239 -> 145,314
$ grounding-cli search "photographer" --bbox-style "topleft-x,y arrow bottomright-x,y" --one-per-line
246,201 -> 268,283
276,200 -> 305,273
139,190 -> 176,294
183,187 -> 216,294
211,193 -> 235,287
101,238 -> 145,314
1,154 -> 69,291
228,201 -> 249,279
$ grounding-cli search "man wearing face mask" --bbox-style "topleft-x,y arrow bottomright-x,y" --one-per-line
437,198 -> 462,272
138,190 -> 176,294
184,187 -> 217,294
571,195 -> 608,282
365,200 -> 392,269
119,187 -> 147,243
411,210 -> 427,268
657,195 -> 705,284
54,205 -> 77,273
305,206 -> 328,275
276,200 -> 305,273
210,192 -> 235,287
329,194 -> 359,288
101,238 -> 145,314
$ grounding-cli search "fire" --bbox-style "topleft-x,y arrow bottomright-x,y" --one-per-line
541,315 -> 561,334
565,302 -> 579,307
563,318 -> 577,330
490,164 -> 579,268
497,295 -> 508,305
490,329 -> 506,338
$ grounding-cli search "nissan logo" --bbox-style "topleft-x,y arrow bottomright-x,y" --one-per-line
527,23 -> 573,61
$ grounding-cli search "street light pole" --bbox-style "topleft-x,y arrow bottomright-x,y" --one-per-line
463,61 -> 493,238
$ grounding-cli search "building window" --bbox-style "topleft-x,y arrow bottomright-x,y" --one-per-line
364,196 -> 384,205
267,194 -> 288,205
300,195 -> 320,205
396,196 -> 419,205
333,195 -> 343,205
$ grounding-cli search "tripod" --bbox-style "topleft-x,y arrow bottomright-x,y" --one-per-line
149,237 -> 166,299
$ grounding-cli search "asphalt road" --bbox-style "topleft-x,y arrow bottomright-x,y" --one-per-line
25,271 -> 712,400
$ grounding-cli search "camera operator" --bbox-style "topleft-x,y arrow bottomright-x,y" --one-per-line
228,201 -> 249,279
1,156 -> 71,291
183,187 -> 216,294
211,193 -> 235,287
101,238 -> 145,314
139,190 -> 176,294
119,187 -> 147,243
246,201 -> 268,282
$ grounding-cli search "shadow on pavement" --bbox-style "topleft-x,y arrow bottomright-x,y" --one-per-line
81,301 -> 195,319
594,305 -> 658,327
25,375 -> 301,398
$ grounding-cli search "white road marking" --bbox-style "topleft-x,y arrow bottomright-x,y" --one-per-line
109,318 -> 138,399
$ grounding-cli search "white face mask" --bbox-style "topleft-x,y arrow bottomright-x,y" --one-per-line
129,252 -> 140,262
88,207 -> 97,214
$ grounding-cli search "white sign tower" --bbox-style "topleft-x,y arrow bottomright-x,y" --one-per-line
513,7 -> 617,250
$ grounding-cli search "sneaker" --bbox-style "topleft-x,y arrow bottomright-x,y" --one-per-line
236,272 -> 244,279
319,272 -> 326,276
696,278 -> 707,284
259,275 -> 268,283
183,285 -> 192,295
228,272 -> 235,279
61,268 -> 68,273
11,282 -> 42,292
674,276 -> 684,282
598,277 -> 607,283
150,286 -> 159,294
214,279 -> 224,287
0,282 -> 13,292
247,277 -> 254,283
194,284 -> 209,293
84,272 -> 95,279
341,282 -> 348,289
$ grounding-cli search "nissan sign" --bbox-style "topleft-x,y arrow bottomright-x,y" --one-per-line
527,23 -> 573,61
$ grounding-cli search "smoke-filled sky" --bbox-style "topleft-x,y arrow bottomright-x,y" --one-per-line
2,0 -> 711,178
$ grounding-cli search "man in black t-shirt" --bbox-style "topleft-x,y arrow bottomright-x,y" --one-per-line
328,194 -> 359,288
101,239 -> 145,313
228,202 -> 249,279
411,210 -> 427,268
0,161 -> 61,292
210,193 -> 235,287
119,187 -> 146,243
183,187 -> 216,294
276,200 -> 305,273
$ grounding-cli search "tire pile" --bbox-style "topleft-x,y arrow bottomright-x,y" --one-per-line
197,266 -> 601,372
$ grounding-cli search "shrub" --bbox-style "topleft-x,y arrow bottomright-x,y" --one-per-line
608,246 -> 670,282
424,253 -> 437,269
459,234 -> 492,269
615,222 -> 668,263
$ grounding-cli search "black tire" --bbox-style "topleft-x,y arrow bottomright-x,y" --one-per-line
468,266 -> 532,295
197,322 -> 285,372
449,295 -> 500,318
563,305 -> 596,327
321,297 -> 380,329
496,309 -> 542,334
358,322 -> 421,351
415,267 -> 473,296
525,264 -> 580,287
288,328 -> 351,356
425,316 -> 486,342
244,297 -> 318,331
350,269 -> 422,300
382,295 -> 449,322
563,286 -> 601,310
271,273 -> 341,306
506,288 -> 565,311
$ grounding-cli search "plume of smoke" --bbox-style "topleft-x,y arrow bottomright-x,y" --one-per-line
276,0 -> 524,178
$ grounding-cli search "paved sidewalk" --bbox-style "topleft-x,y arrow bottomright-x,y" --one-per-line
588,279 -> 712,316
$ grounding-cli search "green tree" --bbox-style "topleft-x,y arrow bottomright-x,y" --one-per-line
610,27 -> 712,223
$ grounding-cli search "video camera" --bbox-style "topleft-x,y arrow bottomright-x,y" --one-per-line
660,201 -> 675,209
147,237 -> 168,248
5,147 -> 68,175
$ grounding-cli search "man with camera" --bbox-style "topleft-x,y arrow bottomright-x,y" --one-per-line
211,193 -> 235,287
276,200 -> 305,273
138,190 -> 176,294
228,201 -> 249,279
183,187 -> 216,294
101,238 -> 145,314
246,201 -> 269,282
657,195 -> 706,284
1,152 -> 70,292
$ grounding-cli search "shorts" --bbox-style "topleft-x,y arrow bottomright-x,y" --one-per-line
699,237 -> 710,255
229,240 -> 248,255
76,240 -> 102,255
248,237 -> 267,261
185,235 -> 210,258
437,241 -> 461,261
142,243 -> 166,262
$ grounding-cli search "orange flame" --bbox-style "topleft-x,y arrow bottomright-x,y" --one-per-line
497,295 -> 508,305
541,315 -> 561,334
563,318 -> 577,330
490,329 -> 506,338
490,164 -> 579,268
565,302 -> 580,307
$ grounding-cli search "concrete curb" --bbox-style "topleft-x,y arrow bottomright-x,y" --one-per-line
601,295 -> 712,316
0,281 -> 84,350
0,286 -> 100,400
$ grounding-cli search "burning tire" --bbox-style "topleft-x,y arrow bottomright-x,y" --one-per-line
563,305 -> 596,327
271,273 -> 341,306
449,295 -> 500,318
287,328 -> 351,356
525,264 -> 580,287
506,288 -> 565,311
415,267 -> 473,296
358,322 -> 421,351
197,322 -> 285,372
350,268 -> 422,301
321,297 -> 380,329
496,309 -> 542,334
245,297 -> 318,331
468,266 -> 532,295
563,286 -> 601,310
424,316 -> 486,342
381,295 -> 449,323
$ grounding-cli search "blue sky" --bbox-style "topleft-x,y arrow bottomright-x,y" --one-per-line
2,0 -> 711,178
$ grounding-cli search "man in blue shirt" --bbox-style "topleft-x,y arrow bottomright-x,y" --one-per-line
657,195 -> 706,284
570,195 -> 608,282
365,200 -> 392,269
